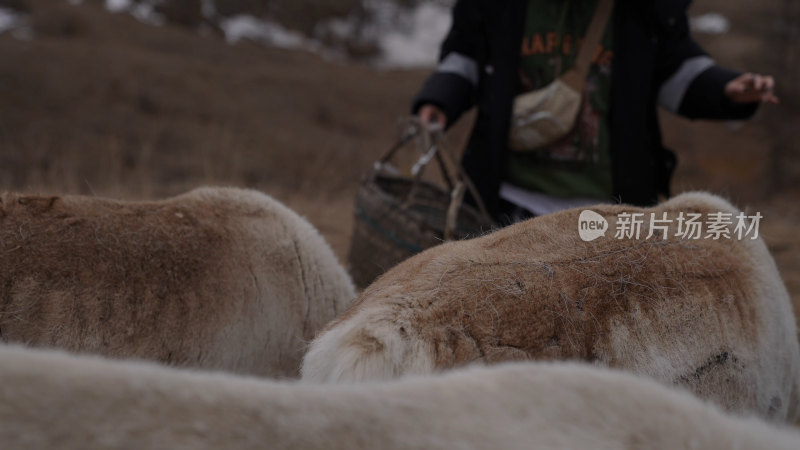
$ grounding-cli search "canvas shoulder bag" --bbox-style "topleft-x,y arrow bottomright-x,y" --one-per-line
509,0 -> 615,152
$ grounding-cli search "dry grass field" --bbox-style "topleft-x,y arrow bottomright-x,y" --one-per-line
1,0 -> 798,389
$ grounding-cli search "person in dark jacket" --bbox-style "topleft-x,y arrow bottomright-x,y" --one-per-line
413,0 -> 777,223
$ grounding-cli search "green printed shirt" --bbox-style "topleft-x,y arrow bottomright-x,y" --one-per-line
505,0 -> 614,199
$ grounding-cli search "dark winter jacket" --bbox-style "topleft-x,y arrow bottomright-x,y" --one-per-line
412,0 -> 758,219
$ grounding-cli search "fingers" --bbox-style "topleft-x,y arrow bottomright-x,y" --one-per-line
726,73 -> 779,104
754,75 -> 779,104
421,107 -> 445,127
419,104 -> 447,129
725,74 -> 754,102
738,72 -> 754,89
750,74 -> 779,104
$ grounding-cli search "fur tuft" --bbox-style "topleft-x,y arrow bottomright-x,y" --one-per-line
302,310 -> 435,383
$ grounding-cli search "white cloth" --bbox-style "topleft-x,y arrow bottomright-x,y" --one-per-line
499,182 -> 609,216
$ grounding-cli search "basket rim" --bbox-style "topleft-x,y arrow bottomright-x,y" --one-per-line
361,174 -> 493,226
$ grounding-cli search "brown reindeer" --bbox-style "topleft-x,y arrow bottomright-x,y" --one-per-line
0,187 -> 355,377
303,192 -> 800,421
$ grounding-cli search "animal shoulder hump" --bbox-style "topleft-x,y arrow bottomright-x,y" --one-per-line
180,187 -> 301,221
661,191 -> 740,216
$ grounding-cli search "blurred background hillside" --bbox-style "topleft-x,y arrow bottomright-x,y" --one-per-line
0,0 -> 798,306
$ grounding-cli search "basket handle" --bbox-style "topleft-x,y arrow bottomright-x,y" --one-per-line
429,128 -> 492,228
445,181 -> 466,240
372,129 -> 415,176
417,119 -> 493,235
372,117 -> 495,238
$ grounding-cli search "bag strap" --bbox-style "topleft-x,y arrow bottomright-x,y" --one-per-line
565,0 -> 614,89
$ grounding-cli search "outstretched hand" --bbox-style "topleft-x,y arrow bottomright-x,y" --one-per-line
724,73 -> 779,104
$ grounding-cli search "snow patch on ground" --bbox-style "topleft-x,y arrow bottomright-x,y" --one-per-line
106,0 -> 132,13
0,7 -> 23,34
314,0 -> 451,68
105,0 -> 164,26
217,1 -> 450,68
219,16 -> 308,49
691,13 -> 730,35
376,2 -> 451,68
93,0 -> 451,68
0,6 -> 33,40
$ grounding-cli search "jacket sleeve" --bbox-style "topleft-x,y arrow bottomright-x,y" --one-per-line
411,0 -> 486,127
653,1 -> 758,120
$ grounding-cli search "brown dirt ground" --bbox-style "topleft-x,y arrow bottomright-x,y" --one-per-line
1,0 -> 799,415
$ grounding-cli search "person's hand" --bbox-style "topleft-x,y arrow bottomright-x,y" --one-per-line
724,73 -> 779,104
418,104 -> 447,130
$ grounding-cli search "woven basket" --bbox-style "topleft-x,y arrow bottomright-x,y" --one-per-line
347,119 -> 495,289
